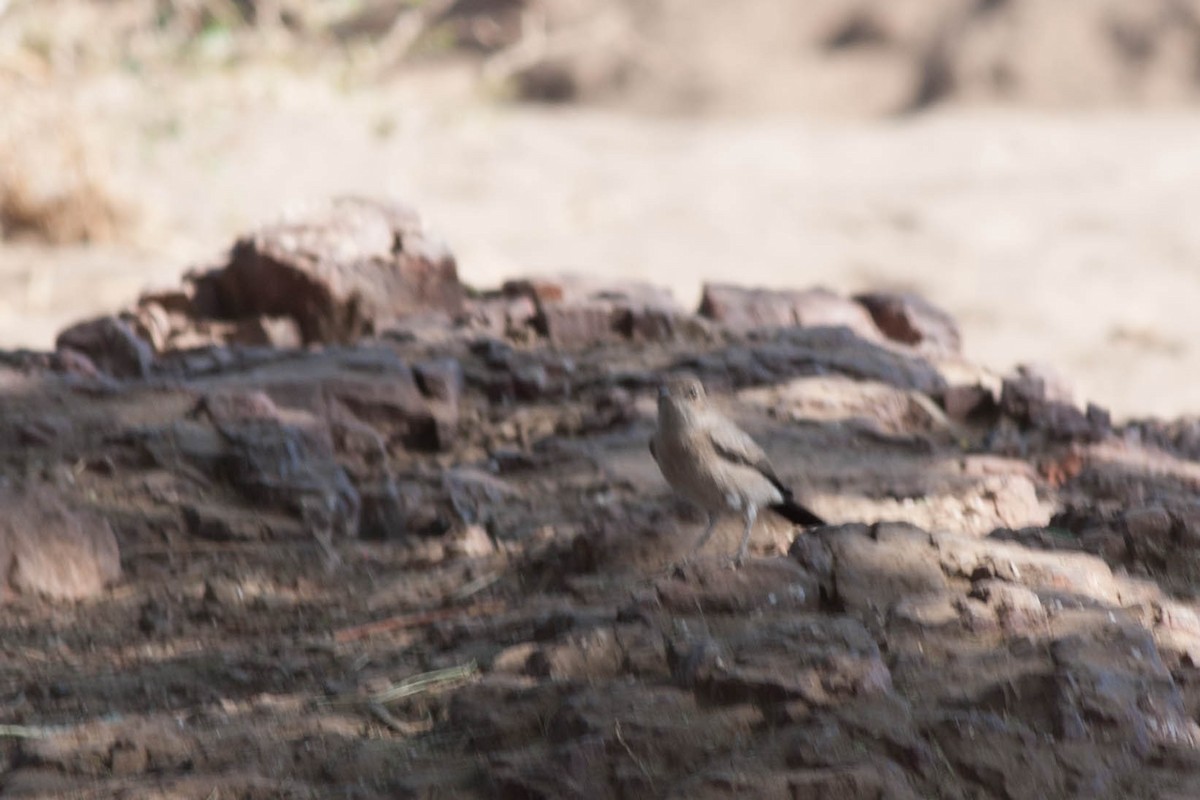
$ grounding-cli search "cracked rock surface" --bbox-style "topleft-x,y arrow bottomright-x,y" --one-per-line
3,212 -> 1200,798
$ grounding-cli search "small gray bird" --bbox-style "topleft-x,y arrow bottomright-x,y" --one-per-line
650,373 -> 825,566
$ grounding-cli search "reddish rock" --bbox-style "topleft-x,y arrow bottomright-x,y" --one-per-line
854,291 -> 961,353
0,486 -> 121,601
55,315 -> 153,379
699,284 -> 881,339
538,302 -> 615,347
212,197 -> 464,344
506,275 -> 683,347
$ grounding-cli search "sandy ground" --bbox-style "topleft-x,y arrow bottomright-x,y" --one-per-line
2,73 -> 1199,419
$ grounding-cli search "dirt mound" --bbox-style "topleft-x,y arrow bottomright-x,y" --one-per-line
3,205 -> 1200,796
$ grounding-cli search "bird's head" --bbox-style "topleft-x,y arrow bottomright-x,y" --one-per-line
658,372 -> 707,423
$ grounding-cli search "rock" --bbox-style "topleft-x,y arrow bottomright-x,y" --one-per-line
934,531 -> 1120,606
231,315 -> 304,348
52,346 -> 110,384
699,284 -> 881,339
445,679 -> 569,752
618,306 -> 678,341
0,486 -> 121,601
463,294 -> 538,338
470,337 -> 514,369
358,480 -> 448,540
655,558 -> 820,614
854,291 -> 961,353
939,384 -> 997,422
219,418 -> 360,538
15,415 -> 70,447
182,503 -> 265,542
928,711 -> 1068,800
538,302 -> 617,348
108,741 -> 149,776
191,390 -> 281,425
1000,363 -> 1110,441
889,593 -> 960,629
324,372 -> 448,451
1078,526 -> 1128,563
444,524 -> 495,558
137,285 -> 194,316
443,468 -> 522,528
523,627 -> 626,680
810,523 -> 947,614
679,326 -> 946,395
970,579 -> 1046,633
212,196 -> 464,344
130,301 -> 172,352
1122,505 -> 1174,563
1171,501 -> 1200,547
511,364 -> 550,401
680,616 -> 892,707
413,358 -> 464,406
203,575 -> 251,610
506,275 -> 683,347
1051,615 -> 1200,751
55,315 -> 153,379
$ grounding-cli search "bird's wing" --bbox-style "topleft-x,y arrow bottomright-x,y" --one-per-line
648,435 -> 660,466
704,417 -> 790,496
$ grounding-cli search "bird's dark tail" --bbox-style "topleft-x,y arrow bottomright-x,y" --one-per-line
768,499 -> 826,527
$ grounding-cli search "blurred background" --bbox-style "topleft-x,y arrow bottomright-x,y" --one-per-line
3,0 -> 1200,417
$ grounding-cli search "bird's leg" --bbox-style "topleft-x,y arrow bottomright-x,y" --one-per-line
733,504 -> 758,567
687,512 -> 719,560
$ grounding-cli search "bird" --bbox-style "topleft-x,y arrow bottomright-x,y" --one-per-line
650,372 -> 825,566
